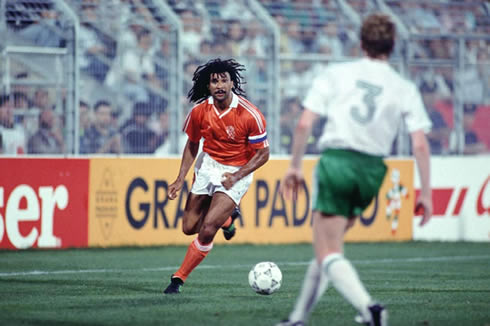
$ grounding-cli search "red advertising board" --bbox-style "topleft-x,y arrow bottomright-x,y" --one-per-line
0,158 -> 89,249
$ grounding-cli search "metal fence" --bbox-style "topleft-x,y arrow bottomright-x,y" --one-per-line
0,0 -> 488,157
65,0 -> 183,155
165,0 -> 281,153
1,0 -> 78,155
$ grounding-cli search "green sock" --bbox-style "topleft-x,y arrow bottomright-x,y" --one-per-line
224,223 -> 235,231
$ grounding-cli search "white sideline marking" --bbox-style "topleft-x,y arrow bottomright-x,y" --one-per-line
0,255 -> 489,278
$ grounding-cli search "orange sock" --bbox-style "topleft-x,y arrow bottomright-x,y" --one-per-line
221,216 -> 232,229
174,238 -> 213,282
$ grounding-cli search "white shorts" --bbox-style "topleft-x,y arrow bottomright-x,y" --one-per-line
191,152 -> 252,205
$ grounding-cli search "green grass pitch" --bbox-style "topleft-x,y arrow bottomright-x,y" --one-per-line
1,242 -> 489,326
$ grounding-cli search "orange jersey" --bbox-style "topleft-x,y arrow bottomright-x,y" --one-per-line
183,93 -> 268,166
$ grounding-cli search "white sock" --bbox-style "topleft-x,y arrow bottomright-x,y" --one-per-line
322,253 -> 372,320
289,259 -> 329,323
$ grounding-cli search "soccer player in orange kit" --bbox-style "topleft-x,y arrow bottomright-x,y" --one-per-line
164,58 -> 270,294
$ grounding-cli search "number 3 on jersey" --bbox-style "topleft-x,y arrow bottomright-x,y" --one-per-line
350,80 -> 382,124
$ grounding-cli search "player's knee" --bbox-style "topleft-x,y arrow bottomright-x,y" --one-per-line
345,218 -> 356,231
182,222 -> 198,235
199,223 -> 218,242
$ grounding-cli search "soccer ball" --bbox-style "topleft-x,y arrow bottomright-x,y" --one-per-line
248,261 -> 282,295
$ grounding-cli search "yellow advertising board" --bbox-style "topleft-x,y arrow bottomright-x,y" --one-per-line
88,157 -> 414,247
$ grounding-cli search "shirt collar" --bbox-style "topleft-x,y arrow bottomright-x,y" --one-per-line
207,92 -> 239,109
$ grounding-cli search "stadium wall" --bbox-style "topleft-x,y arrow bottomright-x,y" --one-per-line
0,156 -> 488,250
413,156 -> 490,242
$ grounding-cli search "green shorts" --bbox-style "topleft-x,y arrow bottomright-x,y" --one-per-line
312,149 -> 387,218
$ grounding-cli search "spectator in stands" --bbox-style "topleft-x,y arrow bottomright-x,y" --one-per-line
199,39 -> 214,56
219,0 -> 254,20
118,17 -> 145,51
27,108 -> 64,154
421,83 -> 450,155
18,6 -> 65,47
79,100 -> 93,139
282,21 -> 306,53
457,63 -> 485,105
462,104 -> 487,155
282,60 -> 318,99
10,72 -> 29,94
238,20 -> 268,56
107,29 -> 158,103
12,91 -> 31,109
178,8 -> 206,56
279,97 -> 325,155
80,100 -> 121,154
9,90 -> 38,138
182,60 -> 201,103
225,20 -> 245,57
428,38 -> 454,59
79,4 -> 111,82
315,23 -> 343,57
280,98 -> 302,154
32,88 -> 53,111
0,95 -> 26,155
120,102 -> 157,154
152,108 -> 171,155
402,2 -> 441,33
154,38 -> 171,89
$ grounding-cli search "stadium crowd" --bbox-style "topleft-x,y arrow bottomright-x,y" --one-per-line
0,0 -> 489,155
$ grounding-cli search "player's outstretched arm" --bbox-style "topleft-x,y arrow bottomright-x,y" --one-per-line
411,129 -> 432,226
168,138 -> 200,200
280,108 -> 317,201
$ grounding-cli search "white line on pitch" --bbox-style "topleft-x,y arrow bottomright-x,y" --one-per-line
0,255 -> 489,278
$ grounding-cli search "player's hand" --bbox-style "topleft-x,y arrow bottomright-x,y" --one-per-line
168,177 -> 184,200
414,195 -> 432,226
279,167 -> 305,201
221,172 -> 238,190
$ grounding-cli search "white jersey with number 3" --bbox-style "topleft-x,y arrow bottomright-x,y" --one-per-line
303,58 -> 432,156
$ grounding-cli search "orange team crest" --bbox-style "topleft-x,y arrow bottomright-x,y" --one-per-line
226,125 -> 236,140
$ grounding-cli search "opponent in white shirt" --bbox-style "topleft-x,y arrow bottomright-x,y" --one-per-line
304,57 -> 431,156
278,13 -> 432,326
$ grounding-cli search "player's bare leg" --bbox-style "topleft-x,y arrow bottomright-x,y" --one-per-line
197,192 -> 236,244
164,192 -> 236,294
314,213 -> 387,325
181,193 -> 212,235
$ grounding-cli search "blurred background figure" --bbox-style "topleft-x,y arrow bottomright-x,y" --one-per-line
32,88 -> 53,111
17,6 -> 65,47
461,104 -> 487,155
120,102 -> 157,154
152,108 -> 170,155
27,108 -> 64,154
0,95 -> 26,155
78,100 -> 93,139
80,100 -> 121,154
106,28 -> 158,103
420,82 -> 451,155
79,4 -> 112,83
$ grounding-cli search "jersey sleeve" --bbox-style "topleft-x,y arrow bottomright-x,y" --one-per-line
247,108 -> 269,149
182,105 -> 202,142
402,83 -> 432,133
302,67 -> 334,116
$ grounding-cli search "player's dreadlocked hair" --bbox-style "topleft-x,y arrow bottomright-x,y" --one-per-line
187,58 -> 246,104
